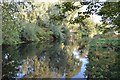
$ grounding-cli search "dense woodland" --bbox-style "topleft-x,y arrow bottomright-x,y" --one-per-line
1,1 -> 120,44
1,0 -> 120,79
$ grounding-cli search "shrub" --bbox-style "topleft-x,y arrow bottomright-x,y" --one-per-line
21,23 -> 52,42
50,25 -> 64,41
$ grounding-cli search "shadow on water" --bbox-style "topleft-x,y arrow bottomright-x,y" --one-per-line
2,41 -> 89,79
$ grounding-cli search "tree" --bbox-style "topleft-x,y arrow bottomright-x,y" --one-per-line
86,1 -> 120,33
2,2 -> 22,44
98,2 -> 120,33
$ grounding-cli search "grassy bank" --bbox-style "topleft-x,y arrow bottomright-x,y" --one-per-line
86,34 -> 120,79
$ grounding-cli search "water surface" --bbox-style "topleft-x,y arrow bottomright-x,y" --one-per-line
2,41 -> 88,79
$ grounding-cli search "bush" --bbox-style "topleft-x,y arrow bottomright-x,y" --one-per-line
2,27 -> 21,45
21,23 -> 52,42
2,2 -> 22,45
50,24 -> 70,42
50,25 -> 64,41
21,25 -> 39,42
86,37 -> 120,79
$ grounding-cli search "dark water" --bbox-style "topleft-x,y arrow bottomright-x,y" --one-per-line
2,41 -> 88,79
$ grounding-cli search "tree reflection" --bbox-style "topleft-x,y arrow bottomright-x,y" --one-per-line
2,45 -> 22,78
2,41 -> 83,78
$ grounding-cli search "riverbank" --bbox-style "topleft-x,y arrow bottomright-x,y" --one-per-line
86,34 -> 120,79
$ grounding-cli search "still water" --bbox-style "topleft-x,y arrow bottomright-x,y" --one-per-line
2,41 -> 88,79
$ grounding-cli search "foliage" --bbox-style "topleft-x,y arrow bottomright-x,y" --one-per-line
2,1 -> 120,79
61,26 -> 70,43
2,41 -> 82,78
2,42 -> 52,78
50,25 -> 64,41
2,2 -> 22,44
98,2 -> 120,33
86,36 -> 120,79
2,1 -> 96,45
86,2 -> 120,33
2,45 -> 22,78
75,18 -> 97,46
21,23 -> 53,42
49,24 -> 70,43
2,2 -> 75,44
21,24 -> 39,42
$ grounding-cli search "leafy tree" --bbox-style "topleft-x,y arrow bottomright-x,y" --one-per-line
2,2 -> 22,44
98,2 -> 120,33
2,2 -> 53,44
86,1 -> 120,33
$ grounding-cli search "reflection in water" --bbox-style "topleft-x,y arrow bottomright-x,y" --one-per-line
72,58 -> 88,78
2,41 -> 88,79
73,48 -> 81,59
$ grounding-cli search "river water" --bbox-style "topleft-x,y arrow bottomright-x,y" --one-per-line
2,41 -> 89,79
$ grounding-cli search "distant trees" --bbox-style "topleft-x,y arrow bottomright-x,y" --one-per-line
2,1 -> 53,44
2,1 -> 107,45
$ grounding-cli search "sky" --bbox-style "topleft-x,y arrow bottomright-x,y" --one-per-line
81,5 -> 102,23
91,14 -> 102,23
